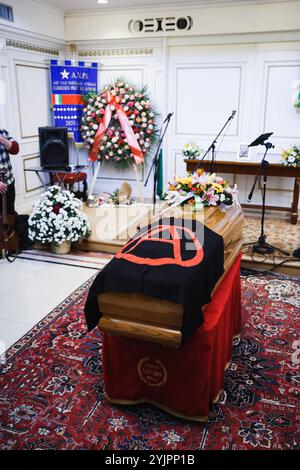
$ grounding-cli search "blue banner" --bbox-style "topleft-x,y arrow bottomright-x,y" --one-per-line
50,61 -> 98,143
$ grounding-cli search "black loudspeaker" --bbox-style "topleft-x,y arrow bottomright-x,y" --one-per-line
39,126 -> 69,168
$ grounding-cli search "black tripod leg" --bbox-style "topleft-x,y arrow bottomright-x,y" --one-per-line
243,241 -> 258,247
263,242 -> 290,256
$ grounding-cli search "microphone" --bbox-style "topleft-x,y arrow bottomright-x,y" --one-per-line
163,112 -> 174,123
247,188 -> 254,203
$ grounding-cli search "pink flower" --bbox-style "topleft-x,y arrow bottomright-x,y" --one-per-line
128,101 -> 134,107
227,184 -> 240,206
192,172 -> 208,185
203,187 -> 218,205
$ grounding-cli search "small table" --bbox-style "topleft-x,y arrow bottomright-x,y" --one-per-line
24,165 -> 88,191
185,159 -> 300,224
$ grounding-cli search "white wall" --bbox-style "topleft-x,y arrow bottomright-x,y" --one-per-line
75,37 -> 300,210
0,0 -> 66,212
0,0 -> 65,41
65,1 -> 300,41
167,41 -> 300,207
0,45 -> 67,212
67,1 -> 300,211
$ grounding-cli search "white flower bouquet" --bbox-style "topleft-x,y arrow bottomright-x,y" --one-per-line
28,186 -> 90,245
281,146 -> 300,167
182,141 -> 203,159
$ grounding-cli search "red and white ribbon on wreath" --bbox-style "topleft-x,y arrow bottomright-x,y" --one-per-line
89,91 -> 144,164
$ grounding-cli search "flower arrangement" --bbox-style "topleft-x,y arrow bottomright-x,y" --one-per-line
108,188 -> 133,205
81,79 -> 158,169
182,142 -> 203,159
281,146 -> 300,167
168,169 -> 239,208
28,186 -> 90,245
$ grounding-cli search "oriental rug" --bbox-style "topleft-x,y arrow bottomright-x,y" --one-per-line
242,217 -> 300,274
0,271 -> 299,450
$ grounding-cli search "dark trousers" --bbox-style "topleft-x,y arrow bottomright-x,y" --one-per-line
0,181 -> 16,215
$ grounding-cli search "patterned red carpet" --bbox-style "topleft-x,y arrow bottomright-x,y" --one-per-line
0,271 -> 299,450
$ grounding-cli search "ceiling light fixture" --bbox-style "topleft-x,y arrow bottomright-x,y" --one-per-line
97,0 -> 108,4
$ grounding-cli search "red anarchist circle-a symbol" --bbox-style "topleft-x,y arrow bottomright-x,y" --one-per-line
115,224 -> 204,267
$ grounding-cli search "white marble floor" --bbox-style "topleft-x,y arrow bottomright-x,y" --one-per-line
0,257 -> 96,353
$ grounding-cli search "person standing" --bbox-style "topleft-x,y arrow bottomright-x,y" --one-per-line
0,128 -> 20,215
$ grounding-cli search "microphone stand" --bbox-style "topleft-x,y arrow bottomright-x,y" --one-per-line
144,114 -> 173,214
195,110 -> 236,173
244,141 -> 289,256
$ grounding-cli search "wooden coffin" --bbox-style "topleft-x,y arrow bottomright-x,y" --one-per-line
98,204 -> 244,348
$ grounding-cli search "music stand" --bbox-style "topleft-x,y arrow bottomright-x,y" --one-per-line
248,132 -> 273,148
244,133 -> 289,256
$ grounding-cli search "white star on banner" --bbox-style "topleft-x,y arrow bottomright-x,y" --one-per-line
60,69 -> 69,80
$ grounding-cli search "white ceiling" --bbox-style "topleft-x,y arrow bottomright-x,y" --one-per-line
40,0 -> 213,13
39,0 -> 289,14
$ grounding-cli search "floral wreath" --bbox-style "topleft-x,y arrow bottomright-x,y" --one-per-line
81,79 -> 158,169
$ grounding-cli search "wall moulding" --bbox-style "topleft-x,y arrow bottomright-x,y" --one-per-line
78,48 -> 154,58
23,154 -> 43,193
6,39 -> 59,56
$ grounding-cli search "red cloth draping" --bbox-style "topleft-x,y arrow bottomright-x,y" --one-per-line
102,254 -> 242,421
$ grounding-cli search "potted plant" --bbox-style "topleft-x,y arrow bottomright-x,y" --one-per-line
28,186 -> 90,254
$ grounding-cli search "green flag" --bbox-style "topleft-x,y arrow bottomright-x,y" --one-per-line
296,89 -> 300,108
156,149 -> 164,199
295,83 -> 300,108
